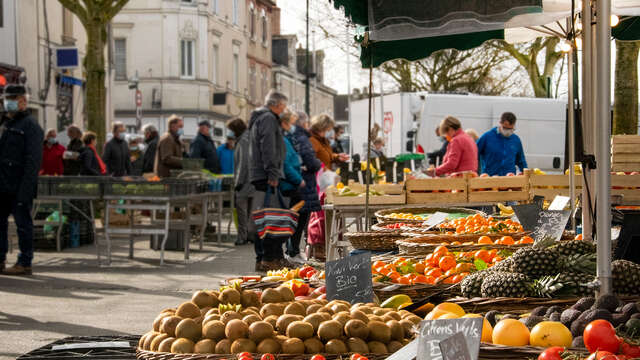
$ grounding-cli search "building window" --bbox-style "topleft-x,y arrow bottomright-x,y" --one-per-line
212,44 -> 219,85
114,39 -> 127,80
249,3 -> 255,39
249,66 -> 257,102
261,12 -> 268,44
181,39 -> 195,78
232,0 -> 239,25
232,54 -> 239,91
181,0 -> 193,4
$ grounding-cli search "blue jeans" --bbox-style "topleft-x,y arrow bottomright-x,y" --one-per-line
0,194 -> 34,267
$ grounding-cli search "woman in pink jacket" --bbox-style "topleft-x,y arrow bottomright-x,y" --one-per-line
427,116 -> 478,177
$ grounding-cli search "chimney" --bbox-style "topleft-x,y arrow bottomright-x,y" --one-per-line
271,7 -> 281,36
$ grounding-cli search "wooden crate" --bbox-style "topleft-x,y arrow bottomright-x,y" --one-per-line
326,183 -> 406,205
530,174 -> 583,200
612,135 -> 640,172
405,177 -> 468,204
468,170 -> 531,202
611,174 -> 640,204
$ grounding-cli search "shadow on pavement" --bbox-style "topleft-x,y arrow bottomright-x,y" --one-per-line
0,311 -> 133,337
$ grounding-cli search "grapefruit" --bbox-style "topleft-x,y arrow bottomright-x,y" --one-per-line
492,319 -> 530,346
530,321 -> 572,347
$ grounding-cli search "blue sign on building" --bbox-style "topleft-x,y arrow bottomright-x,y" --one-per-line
56,48 -> 79,69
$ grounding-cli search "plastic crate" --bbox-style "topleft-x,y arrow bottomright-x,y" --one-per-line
103,178 -> 202,197
48,176 -> 105,197
17,335 -> 139,359
37,176 -> 51,197
182,158 -> 205,171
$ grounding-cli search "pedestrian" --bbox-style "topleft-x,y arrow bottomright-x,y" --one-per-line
465,128 -> 479,141
427,127 -> 448,166
129,137 -> 144,176
249,90 -> 290,271
309,114 -> 349,169
426,116 -> 478,177
189,120 -> 220,173
278,109 -> 304,223
0,84 -> 44,275
142,124 -> 159,174
477,112 -> 528,176
63,125 -> 84,175
331,125 -> 345,154
227,117 -> 256,246
286,111 -> 322,262
217,134 -> 235,175
103,122 -> 132,177
40,129 -> 66,176
79,131 -> 105,176
156,115 -> 185,178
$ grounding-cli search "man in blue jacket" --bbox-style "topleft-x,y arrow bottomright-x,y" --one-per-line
217,134 -> 235,175
477,112 -> 528,176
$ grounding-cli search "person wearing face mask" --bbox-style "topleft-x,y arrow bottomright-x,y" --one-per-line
63,125 -> 84,175
309,114 -> 349,169
0,84 -> 44,275
155,115 -> 185,178
426,116 -> 478,177
103,122 -> 132,177
142,124 -> 159,174
331,125 -> 345,154
128,137 -> 144,176
216,134 -> 235,175
40,129 -> 66,175
477,112 -> 528,176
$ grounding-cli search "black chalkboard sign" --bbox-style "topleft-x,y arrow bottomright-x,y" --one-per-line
531,210 -> 571,243
512,203 -> 542,232
417,318 -> 483,360
439,332 -> 472,360
325,252 -> 373,304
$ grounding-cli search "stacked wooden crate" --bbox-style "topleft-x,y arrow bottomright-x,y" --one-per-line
530,174 -> 583,200
326,183 -> 406,205
468,170 -> 531,202
405,177 -> 468,204
612,135 -> 640,172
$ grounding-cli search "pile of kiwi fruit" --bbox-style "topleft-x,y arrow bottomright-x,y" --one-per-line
139,286 -> 419,355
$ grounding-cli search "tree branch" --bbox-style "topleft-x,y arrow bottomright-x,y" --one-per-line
58,0 -> 89,26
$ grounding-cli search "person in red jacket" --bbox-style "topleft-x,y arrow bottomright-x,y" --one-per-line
40,129 -> 66,175
427,116 -> 478,177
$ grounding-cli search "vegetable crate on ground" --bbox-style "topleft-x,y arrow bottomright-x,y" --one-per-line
611,135 -> 640,172
103,178 -> 206,198
611,173 -> 640,204
405,177 -> 467,204
46,176 -> 105,197
17,335 -> 139,359
529,174 -> 582,200
468,170 -> 531,203
325,183 -> 405,205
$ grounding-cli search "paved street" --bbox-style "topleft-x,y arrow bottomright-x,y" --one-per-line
0,235 -> 257,359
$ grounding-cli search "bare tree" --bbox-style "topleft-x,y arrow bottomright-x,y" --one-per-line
58,0 -> 130,148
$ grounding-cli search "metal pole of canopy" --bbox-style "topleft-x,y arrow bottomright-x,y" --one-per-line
364,53 -> 374,231
346,24 -> 353,156
595,0 -> 613,295
581,0 -> 594,242
567,18 -> 577,232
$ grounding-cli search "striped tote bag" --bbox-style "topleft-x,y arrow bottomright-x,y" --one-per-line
252,188 -> 299,241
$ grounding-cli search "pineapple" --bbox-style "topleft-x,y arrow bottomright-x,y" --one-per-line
486,257 -> 514,273
480,272 -> 533,298
560,253 -> 597,275
536,272 -> 597,297
549,240 -> 596,257
460,271 -> 486,298
510,247 -> 562,278
612,260 -> 640,295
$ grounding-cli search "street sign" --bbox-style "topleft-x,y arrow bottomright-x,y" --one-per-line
56,48 -> 79,69
136,90 -> 142,107
383,111 -> 393,134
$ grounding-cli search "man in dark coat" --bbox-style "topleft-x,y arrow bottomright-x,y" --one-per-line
189,120 -> 220,173
155,115 -> 184,178
102,122 -> 131,176
0,84 -> 44,275
142,124 -> 159,174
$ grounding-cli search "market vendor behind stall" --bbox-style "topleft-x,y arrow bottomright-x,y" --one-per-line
427,116 -> 478,177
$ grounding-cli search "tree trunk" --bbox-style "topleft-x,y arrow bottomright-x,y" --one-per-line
613,40 -> 640,135
85,23 -> 107,150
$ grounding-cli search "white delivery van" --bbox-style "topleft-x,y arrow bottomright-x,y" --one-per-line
349,92 -> 567,172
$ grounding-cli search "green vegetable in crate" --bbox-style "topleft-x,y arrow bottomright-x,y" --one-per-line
338,187 -> 359,197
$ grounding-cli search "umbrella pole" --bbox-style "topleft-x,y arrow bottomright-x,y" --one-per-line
581,0 -> 594,242
567,38 -> 577,232
364,56 -> 373,231
596,0 -> 613,295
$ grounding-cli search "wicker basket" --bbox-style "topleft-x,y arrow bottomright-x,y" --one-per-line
449,295 -> 640,314
344,232 -> 407,251
373,282 -> 460,302
370,221 -> 405,233
479,344 -> 587,360
375,206 -> 486,224
396,237 -> 531,255
137,350 -> 391,360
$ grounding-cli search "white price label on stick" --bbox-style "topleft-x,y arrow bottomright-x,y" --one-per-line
548,195 -> 570,210
425,212 -> 449,229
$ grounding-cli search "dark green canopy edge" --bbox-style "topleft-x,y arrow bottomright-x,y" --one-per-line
613,17 -> 640,41
331,0 -> 368,27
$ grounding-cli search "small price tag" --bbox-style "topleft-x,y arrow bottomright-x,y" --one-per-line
548,195 -> 570,211
425,212 -> 449,228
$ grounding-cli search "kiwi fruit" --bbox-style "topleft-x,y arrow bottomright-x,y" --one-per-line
287,321 -> 314,340
281,338 -> 305,354
304,313 -> 325,333
220,311 -> 243,325
325,339 -> 348,354
318,312 -> 332,322
194,338 -> 216,354
261,288 -> 284,303
157,337 -> 176,353
175,318 -> 202,342
275,335 -> 289,345
257,338 -> 281,354
398,310 -> 412,318
171,338 -> 195,354
368,321 -> 391,343
304,337 -> 324,354
219,288 -> 242,305
225,319 -> 249,341
205,309 -> 220,319
243,314 -> 262,325
398,319 -> 414,338
318,307 -> 334,315
249,321 -> 275,343
192,291 -> 215,309
374,308 -> 392,316
332,312 -> 351,326
261,303 -> 285,318
176,302 -> 201,319
331,303 -> 350,314
240,309 -> 259,318
276,314 -> 303,334
230,338 -> 257,354
347,337 -> 369,353
384,312 -> 402,321
214,338 -> 232,354
150,333 -> 169,351
405,315 -> 423,325
357,306 -> 373,314
350,309 -> 369,323
277,286 -> 296,302
345,319 -> 369,339
202,320 -> 226,341
285,302 -> 306,316
161,316 -> 182,337
368,341 -> 389,354
388,340 -> 403,353
200,307 -> 212,317
241,290 -> 261,308
318,320 -> 343,341
367,315 -> 384,323
306,304 -> 323,315
387,320 -> 404,341
264,315 -> 279,329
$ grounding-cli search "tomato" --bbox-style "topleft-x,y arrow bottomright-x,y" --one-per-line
311,355 -> 327,360
584,320 -> 621,353
586,351 -> 623,360
299,266 -> 316,278
621,342 -> 640,358
350,354 -> 369,360
260,354 -> 275,360
538,347 -> 565,360
238,352 -> 252,358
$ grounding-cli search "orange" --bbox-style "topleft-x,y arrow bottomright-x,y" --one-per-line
434,246 -> 449,256
393,257 -> 407,266
426,268 -> 442,278
439,256 -> 456,271
478,236 -> 493,244
425,309 -> 452,320
455,263 -> 472,273
499,236 -> 515,245
424,276 -> 437,285
474,250 -> 491,263
463,314 -> 493,343
414,263 -> 426,274
574,234 -> 583,240
388,271 -> 401,282
373,260 -> 387,269
397,277 -> 411,285
520,236 -> 534,244
438,312 -> 460,319
451,275 -> 464,283
529,321 -> 572,347
451,241 -> 461,245
492,319 -> 530,346
432,302 -> 466,317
